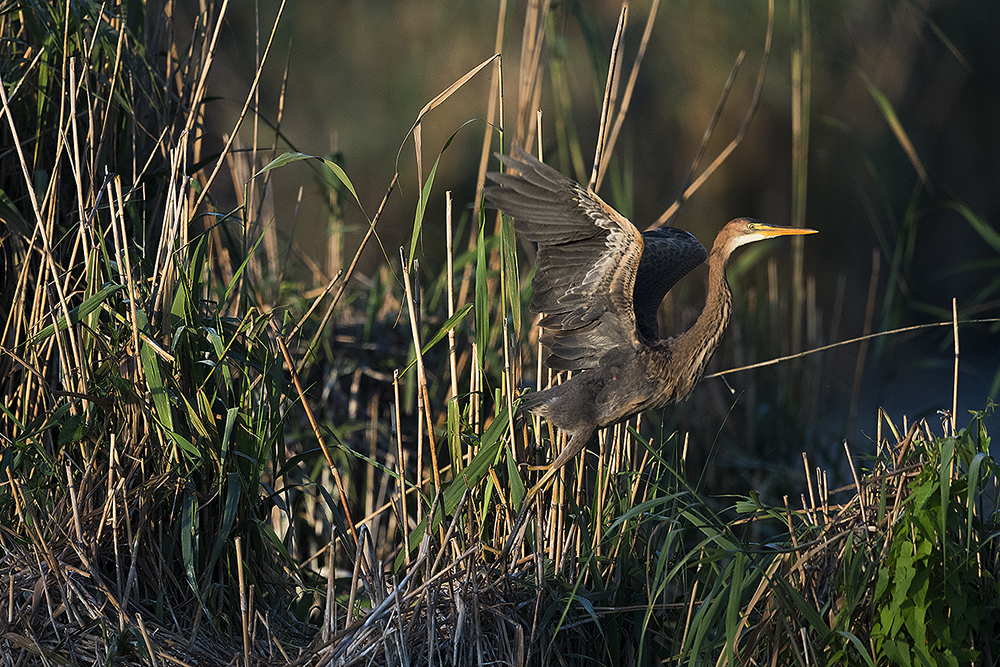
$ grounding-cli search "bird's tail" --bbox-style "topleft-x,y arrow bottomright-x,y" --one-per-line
514,388 -> 549,418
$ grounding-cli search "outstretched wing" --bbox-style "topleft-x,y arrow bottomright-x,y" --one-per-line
633,227 -> 708,341
484,145 -> 645,371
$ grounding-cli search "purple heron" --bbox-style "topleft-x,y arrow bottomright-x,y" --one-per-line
485,146 -> 817,476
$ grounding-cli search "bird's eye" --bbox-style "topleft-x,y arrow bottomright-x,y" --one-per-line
747,222 -> 757,231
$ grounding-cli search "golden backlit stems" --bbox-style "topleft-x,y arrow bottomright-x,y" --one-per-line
680,576 -> 701,651
108,176 -> 144,377
154,142 -> 187,320
392,369 -> 412,560
67,63 -> 87,263
235,536 -> 250,667
590,3 -> 627,192
136,613 -> 159,667
400,248 -> 441,492
470,343 -> 480,441
596,0 -> 662,192
536,109 -> 543,161
63,465 -> 85,567
844,441 -> 868,525
471,0 -> 506,223
952,297 -> 959,437
1,69 -> 79,394
515,0 -> 549,148
463,53 -> 504,310
192,0 -> 287,215
445,192 -> 462,465
802,452 -> 817,525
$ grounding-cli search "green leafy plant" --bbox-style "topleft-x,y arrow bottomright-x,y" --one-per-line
871,415 -> 995,666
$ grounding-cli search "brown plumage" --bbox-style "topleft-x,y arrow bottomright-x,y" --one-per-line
485,145 -> 817,472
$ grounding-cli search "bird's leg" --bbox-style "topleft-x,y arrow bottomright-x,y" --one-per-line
496,426 -> 595,563
496,467 -> 556,564
547,426 -> 595,473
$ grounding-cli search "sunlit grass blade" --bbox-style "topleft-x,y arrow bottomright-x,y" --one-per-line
256,151 -> 368,215
28,283 -> 124,344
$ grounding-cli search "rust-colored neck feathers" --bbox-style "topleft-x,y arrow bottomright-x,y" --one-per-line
659,234 -> 735,403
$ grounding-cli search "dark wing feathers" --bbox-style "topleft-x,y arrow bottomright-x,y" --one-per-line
633,227 -> 708,341
485,146 -> 643,371
484,145 -> 706,371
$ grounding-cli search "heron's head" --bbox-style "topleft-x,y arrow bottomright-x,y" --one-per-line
716,217 -> 818,255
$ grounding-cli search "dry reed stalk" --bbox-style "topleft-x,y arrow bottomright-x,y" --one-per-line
952,297 -> 960,435
655,0 -> 775,227
406,53 -> 500,188
191,0 -> 286,215
393,368 -> 412,566
294,172 -> 398,371
470,0 -> 507,217
400,249 -> 440,493
458,49 -> 505,313
445,192 -> 459,408
1,77 -> 81,394
276,328 -> 362,562
594,0 -> 660,190
470,341 -> 481,437
589,4 -> 628,192
513,0 -> 550,150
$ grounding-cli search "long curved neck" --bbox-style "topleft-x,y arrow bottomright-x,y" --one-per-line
663,245 -> 733,399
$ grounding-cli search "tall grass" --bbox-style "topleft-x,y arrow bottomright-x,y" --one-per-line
2,1 -> 997,666
0,0 -> 314,662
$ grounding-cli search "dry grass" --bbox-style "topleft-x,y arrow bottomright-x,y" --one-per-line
2,1 -> 997,666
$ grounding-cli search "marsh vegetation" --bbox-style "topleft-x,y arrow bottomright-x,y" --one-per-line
1,1 -> 998,665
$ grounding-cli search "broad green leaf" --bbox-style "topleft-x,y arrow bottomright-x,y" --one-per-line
202,472 -> 240,588
394,406 -> 511,570
253,518 -> 298,568
966,452 -> 987,550
723,555 -> 746,662
398,304 -> 474,378
29,283 -> 123,344
181,491 -> 201,603
408,153 -> 441,272
834,631 -> 877,667
255,151 -> 365,214
776,581 -> 832,643
405,123 -> 472,271
500,211 -> 520,330
135,309 -> 174,434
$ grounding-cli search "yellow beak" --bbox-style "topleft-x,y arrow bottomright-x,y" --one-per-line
753,223 -> 819,237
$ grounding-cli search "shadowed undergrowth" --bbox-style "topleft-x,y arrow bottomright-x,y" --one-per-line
1,1 -> 998,666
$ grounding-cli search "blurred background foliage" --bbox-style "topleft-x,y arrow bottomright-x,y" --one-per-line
184,0 -> 1000,470
2,0 -> 998,661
